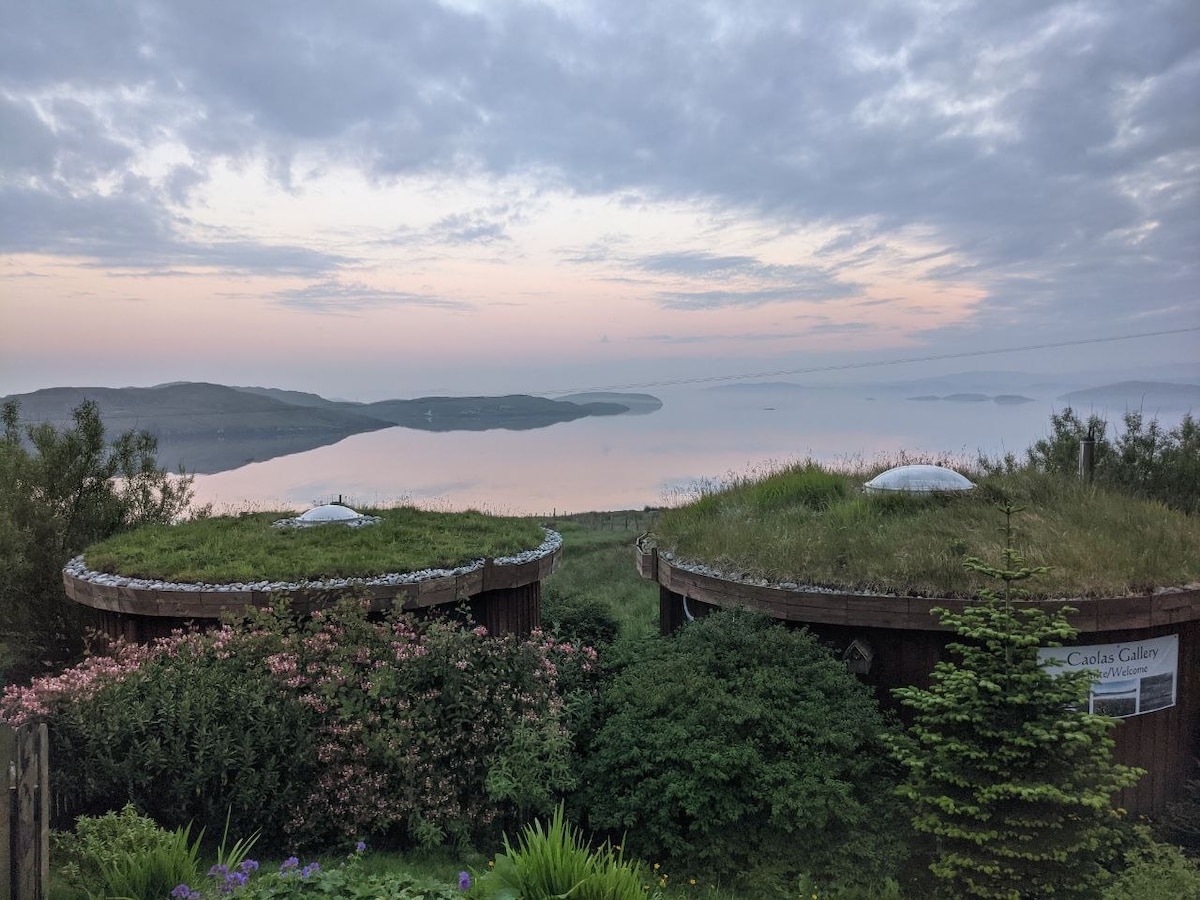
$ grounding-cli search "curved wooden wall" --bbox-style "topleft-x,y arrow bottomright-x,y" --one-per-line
639,545 -> 1200,816
65,546 -> 561,640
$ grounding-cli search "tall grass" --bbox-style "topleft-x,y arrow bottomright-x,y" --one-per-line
538,516 -> 661,639
483,805 -> 648,900
655,460 -> 1200,599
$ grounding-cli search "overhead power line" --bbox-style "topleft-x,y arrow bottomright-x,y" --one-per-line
539,326 -> 1200,396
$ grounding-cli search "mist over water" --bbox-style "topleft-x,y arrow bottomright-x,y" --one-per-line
189,386 -> 1109,516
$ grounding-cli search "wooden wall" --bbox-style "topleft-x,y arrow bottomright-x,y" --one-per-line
649,548 -> 1200,818
68,545 -> 560,641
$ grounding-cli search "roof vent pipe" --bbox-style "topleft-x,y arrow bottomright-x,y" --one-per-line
1079,424 -> 1096,483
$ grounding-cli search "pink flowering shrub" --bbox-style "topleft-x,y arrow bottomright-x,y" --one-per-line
5,598 -> 597,853
1,637 -> 159,725
245,600 -> 597,849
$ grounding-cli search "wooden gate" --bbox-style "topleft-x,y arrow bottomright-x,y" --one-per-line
1,723 -> 49,900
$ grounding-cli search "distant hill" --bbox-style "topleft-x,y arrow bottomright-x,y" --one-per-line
905,393 -> 1035,405
1058,381 -> 1200,412
348,395 -> 631,432
229,385 -> 347,408
559,392 -> 664,414
5,383 -> 389,437
2,382 -> 662,474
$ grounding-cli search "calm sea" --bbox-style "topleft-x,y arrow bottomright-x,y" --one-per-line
187,385 -> 1099,516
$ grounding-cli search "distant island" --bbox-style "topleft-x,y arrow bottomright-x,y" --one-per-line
906,393 -> 1035,405
1057,381 -> 1200,412
2,383 -> 663,475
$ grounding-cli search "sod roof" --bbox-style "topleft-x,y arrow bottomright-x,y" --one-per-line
653,464 -> 1200,600
82,507 -> 547,584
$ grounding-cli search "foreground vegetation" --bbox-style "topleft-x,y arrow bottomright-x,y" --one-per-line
5,400 -> 1200,899
0,399 -> 193,679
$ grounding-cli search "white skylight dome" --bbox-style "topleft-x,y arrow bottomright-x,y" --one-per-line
274,504 -> 382,529
298,503 -> 362,522
863,464 -> 975,493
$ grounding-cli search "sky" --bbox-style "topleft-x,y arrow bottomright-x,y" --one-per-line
2,0 -> 1198,401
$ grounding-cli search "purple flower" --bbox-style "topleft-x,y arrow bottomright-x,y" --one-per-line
171,885 -> 194,899
208,864 -> 229,879
239,860 -> 259,875
355,840 -> 367,853
280,857 -> 299,874
458,871 -> 472,891
301,862 -> 320,879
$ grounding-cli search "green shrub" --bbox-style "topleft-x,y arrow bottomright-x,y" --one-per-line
470,804 -> 649,900
249,601 -> 589,849
542,590 -> 621,648
53,805 -> 202,900
1161,761 -> 1200,855
1102,836 -> 1200,900
579,610 -> 907,892
176,847 -> 463,900
15,598 -> 596,854
49,635 -> 318,850
1020,407 -> 1199,515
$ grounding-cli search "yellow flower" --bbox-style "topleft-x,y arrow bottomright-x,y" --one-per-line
487,860 -> 494,868
688,878 -> 697,885
653,863 -> 660,871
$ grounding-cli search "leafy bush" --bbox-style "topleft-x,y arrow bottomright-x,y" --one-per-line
469,804 -> 650,900
9,600 -> 596,853
1020,407 -> 1199,514
174,846 -> 463,900
542,589 -> 621,648
46,634 -> 318,849
579,609 -> 906,892
53,805 -> 203,900
0,399 -> 193,679
1161,759 -> 1200,855
257,601 -> 592,849
1102,836 -> 1200,900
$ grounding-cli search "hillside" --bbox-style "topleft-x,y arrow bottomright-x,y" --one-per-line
1058,381 -> 1200,412
2,382 -> 662,474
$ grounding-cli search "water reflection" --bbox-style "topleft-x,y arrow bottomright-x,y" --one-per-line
188,387 -> 1080,516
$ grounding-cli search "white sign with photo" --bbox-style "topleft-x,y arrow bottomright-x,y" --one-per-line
1038,633 -> 1178,718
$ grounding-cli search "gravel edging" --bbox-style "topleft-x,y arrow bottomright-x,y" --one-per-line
66,529 -> 563,594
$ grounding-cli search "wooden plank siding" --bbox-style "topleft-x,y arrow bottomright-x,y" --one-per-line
65,544 -> 560,640
2,723 -> 49,900
644,548 -> 1200,817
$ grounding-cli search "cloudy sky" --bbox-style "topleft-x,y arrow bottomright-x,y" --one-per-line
2,0 -> 1197,400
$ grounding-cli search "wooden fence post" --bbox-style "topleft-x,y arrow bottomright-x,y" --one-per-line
3,722 -> 49,900
1,723 -> 13,900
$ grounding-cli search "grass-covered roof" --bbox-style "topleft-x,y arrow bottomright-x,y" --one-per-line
82,507 -> 547,583
653,463 -> 1200,599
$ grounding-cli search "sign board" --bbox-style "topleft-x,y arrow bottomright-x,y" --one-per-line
1038,633 -> 1178,718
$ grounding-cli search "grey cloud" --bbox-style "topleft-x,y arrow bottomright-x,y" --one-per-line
273,280 -> 472,312
3,0 -> 1197,339
639,331 -> 811,344
0,183 -> 346,276
808,321 -> 872,335
624,249 -> 865,310
431,209 -> 513,245
659,281 -> 861,311
637,252 -> 759,277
